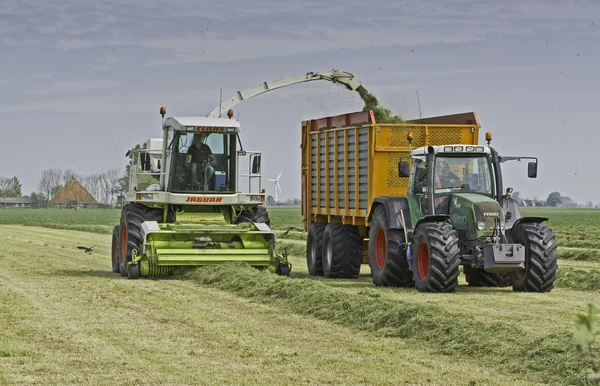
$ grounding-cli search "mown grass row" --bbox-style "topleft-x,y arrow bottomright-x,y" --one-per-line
186,263 -> 591,385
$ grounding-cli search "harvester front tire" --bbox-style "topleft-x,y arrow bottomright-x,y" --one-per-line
111,226 -> 120,274
509,222 -> 558,292
322,223 -> 362,278
254,206 -> 271,227
368,206 -> 414,287
119,203 -> 162,278
412,222 -> 460,293
463,266 -> 510,287
306,222 -> 327,276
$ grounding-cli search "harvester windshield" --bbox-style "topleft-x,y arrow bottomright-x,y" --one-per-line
169,131 -> 236,194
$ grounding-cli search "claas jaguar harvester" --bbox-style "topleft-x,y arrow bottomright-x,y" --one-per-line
301,110 -> 557,292
111,107 -> 290,279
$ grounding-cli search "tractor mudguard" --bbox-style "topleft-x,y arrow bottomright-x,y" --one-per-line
414,215 -> 451,230
509,216 -> 549,235
370,197 -> 412,230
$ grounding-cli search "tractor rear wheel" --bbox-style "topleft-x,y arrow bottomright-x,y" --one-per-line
509,222 -> 558,292
118,203 -> 163,278
322,223 -> 362,278
412,222 -> 460,293
111,226 -> 120,273
368,206 -> 414,287
463,265 -> 510,287
306,222 -> 327,276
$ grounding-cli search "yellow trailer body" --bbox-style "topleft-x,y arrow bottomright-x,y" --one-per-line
300,110 -> 481,233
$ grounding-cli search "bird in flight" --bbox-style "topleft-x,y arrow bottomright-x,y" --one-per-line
77,245 -> 96,253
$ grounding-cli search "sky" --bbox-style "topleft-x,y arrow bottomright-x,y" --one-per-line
1,0 -> 599,204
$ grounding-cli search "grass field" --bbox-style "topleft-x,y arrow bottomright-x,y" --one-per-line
1,206 -> 600,384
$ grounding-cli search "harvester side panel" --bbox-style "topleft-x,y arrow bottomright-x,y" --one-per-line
301,110 -> 481,232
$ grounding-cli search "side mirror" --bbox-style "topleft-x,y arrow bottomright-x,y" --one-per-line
252,155 -> 261,174
398,161 -> 410,177
527,162 -> 537,178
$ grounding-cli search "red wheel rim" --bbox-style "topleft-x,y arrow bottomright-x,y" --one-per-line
121,224 -> 127,262
375,228 -> 386,268
418,242 -> 429,279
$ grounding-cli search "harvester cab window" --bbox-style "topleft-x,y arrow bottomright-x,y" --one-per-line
170,132 -> 236,194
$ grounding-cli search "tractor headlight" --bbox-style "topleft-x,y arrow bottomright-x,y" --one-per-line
250,195 -> 262,202
477,222 -> 486,231
136,193 -> 155,200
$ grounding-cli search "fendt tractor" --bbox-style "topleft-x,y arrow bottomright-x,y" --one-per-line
111,69 -> 362,279
301,110 -> 558,292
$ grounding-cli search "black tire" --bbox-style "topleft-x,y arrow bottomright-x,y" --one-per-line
368,206 -> 414,287
254,206 -> 271,227
306,222 -> 327,276
463,265 -> 511,287
235,210 -> 255,225
508,222 -> 558,292
277,262 -> 291,277
128,263 -> 140,280
412,222 -> 460,293
118,203 -> 163,277
111,226 -> 120,273
322,223 -> 362,278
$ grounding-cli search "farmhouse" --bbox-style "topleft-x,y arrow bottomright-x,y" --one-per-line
0,197 -> 38,208
49,179 -> 99,209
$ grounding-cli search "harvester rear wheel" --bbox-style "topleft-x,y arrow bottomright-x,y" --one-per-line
412,222 -> 460,293
111,226 -> 120,273
322,223 -> 362,278
306,222 -> 327,276
508,222 -> 558,292
368,206 -> 414,287
119,203 -> 163,278
463,266 -> 510,287
254,206 -> 271,227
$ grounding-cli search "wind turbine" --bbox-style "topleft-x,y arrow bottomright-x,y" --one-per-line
267,171 -> 282,203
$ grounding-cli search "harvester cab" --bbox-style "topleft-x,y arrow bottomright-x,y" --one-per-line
397,131 -> 558,292
111,107 -> 290,280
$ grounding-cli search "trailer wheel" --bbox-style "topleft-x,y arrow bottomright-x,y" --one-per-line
368,206 -> 414,287
463,266 -> 510,287
322,223 -> 362,278
119,203 -> 162,278
254,206 -> 271,227
412,222 -> 460,293
111,226 -> 120,274
306,222 -> 327,276
509,222 -> 558,292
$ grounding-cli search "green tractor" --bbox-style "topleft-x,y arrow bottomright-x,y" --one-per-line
369,132 -> 558,292
110,107 -> 290,279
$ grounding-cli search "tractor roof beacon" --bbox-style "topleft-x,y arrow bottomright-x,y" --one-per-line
111,107 -> 290,280
394,131 -> 558,292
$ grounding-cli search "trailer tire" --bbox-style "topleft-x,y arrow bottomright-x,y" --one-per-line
306,222 -> 327,276
254,206 -> 271,227
368,206 -> 414,287
509,222 -> 558,292
322,223 -> 362,278
111,226 -> 120,273
412,222 -> 460,293
119,203 -> 162,277
463,266 -> 510,287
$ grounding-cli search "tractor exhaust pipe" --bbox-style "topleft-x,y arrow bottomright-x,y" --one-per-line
426,146 -> 436,215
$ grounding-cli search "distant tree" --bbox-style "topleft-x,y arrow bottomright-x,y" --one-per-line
0,176 -> 22,197
547,191 -> 563,207
587,199 -> 595,208
562,196 -> 577,208
104,168 -> 122,205
511,191 -> 522,204
30,192 -> 45,202
62,169 -> 79,185
266,195 -> 275,206
38,168 -> 62,200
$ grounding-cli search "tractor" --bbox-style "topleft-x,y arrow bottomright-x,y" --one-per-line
370,131 -> 558,292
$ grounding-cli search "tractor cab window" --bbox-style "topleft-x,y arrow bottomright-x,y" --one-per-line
169,131 -> 236,193
434,155 -> 493,195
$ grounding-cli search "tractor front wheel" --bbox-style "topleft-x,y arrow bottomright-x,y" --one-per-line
509,222 -> 558,292
412,222 -> 460,293
368,206 -> 414,287
322,223 -> 362,278
463,266 -> 510,287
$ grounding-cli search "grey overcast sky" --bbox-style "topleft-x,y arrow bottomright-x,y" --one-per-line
1,0 -> 599,203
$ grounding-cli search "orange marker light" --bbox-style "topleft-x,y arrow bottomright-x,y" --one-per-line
160,106 -> 166,117
227,109 -> 234,118
407,131 -> 414,142
485,132 -> 492,142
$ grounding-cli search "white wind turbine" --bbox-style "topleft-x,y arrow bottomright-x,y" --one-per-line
267,171 -> 282,203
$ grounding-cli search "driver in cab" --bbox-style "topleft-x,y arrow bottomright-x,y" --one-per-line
186,133 -> 215,188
